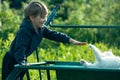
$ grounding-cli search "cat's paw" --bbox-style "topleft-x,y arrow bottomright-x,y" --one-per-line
89,44 -> 93,48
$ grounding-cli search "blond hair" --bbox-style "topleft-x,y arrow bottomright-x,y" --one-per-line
24,1 -> 48,19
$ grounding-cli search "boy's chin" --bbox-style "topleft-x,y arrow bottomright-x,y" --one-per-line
37,25 -> 44,28
40,24 -> 45,27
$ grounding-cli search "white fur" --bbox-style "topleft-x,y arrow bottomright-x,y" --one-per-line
80,44 -> 120,69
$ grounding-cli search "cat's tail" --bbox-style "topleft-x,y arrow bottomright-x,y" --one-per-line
89,44 -> 102,62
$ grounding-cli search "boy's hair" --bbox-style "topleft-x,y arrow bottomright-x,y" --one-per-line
24,1 -> 48,19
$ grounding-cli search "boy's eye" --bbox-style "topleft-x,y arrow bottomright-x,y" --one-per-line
41,17 -> 46,19
40,14 -> 47,18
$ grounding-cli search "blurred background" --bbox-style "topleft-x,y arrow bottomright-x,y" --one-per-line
0,0 -> 120,79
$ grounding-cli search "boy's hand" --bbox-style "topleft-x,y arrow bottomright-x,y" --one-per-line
73,41 -> 86,45
19,60 -> 29,66
69,38 -> 86,45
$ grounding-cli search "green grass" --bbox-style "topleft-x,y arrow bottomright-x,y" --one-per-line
1,38 -> 120,80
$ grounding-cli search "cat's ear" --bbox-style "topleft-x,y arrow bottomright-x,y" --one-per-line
108,49 -> 112,52
108,49 -> 114,55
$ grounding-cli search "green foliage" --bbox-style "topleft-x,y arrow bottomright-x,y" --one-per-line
0,33 -> 14,79
0,1 -> 21,39
0,0 -> 120,80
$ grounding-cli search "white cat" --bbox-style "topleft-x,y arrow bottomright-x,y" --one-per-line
80,44 -> 120,69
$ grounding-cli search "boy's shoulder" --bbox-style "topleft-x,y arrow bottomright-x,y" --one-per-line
17,28 -> 34,38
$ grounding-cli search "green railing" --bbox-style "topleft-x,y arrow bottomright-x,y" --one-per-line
7,61 -> 120,80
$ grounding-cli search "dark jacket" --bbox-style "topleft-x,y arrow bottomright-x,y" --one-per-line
8,18 -> 70,64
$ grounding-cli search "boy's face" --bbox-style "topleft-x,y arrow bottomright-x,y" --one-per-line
30,14 -> 47,28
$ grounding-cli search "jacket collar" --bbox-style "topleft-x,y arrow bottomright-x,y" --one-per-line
20,18 -> 36,34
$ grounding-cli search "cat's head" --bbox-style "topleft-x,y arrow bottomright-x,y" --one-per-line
89,44 -> 93,48
89,44 -> 96,49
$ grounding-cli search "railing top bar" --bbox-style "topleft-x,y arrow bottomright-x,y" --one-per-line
49,24 -> 120,28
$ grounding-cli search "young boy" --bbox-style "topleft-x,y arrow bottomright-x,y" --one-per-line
2,1 -> 86,80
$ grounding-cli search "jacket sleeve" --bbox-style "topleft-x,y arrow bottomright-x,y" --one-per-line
14,28 -> 30,64
43,27 -> 70,43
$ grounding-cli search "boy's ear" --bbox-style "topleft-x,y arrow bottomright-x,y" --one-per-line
29,16 -> 34,22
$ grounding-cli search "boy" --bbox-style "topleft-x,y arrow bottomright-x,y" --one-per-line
2,1 -> 86,80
